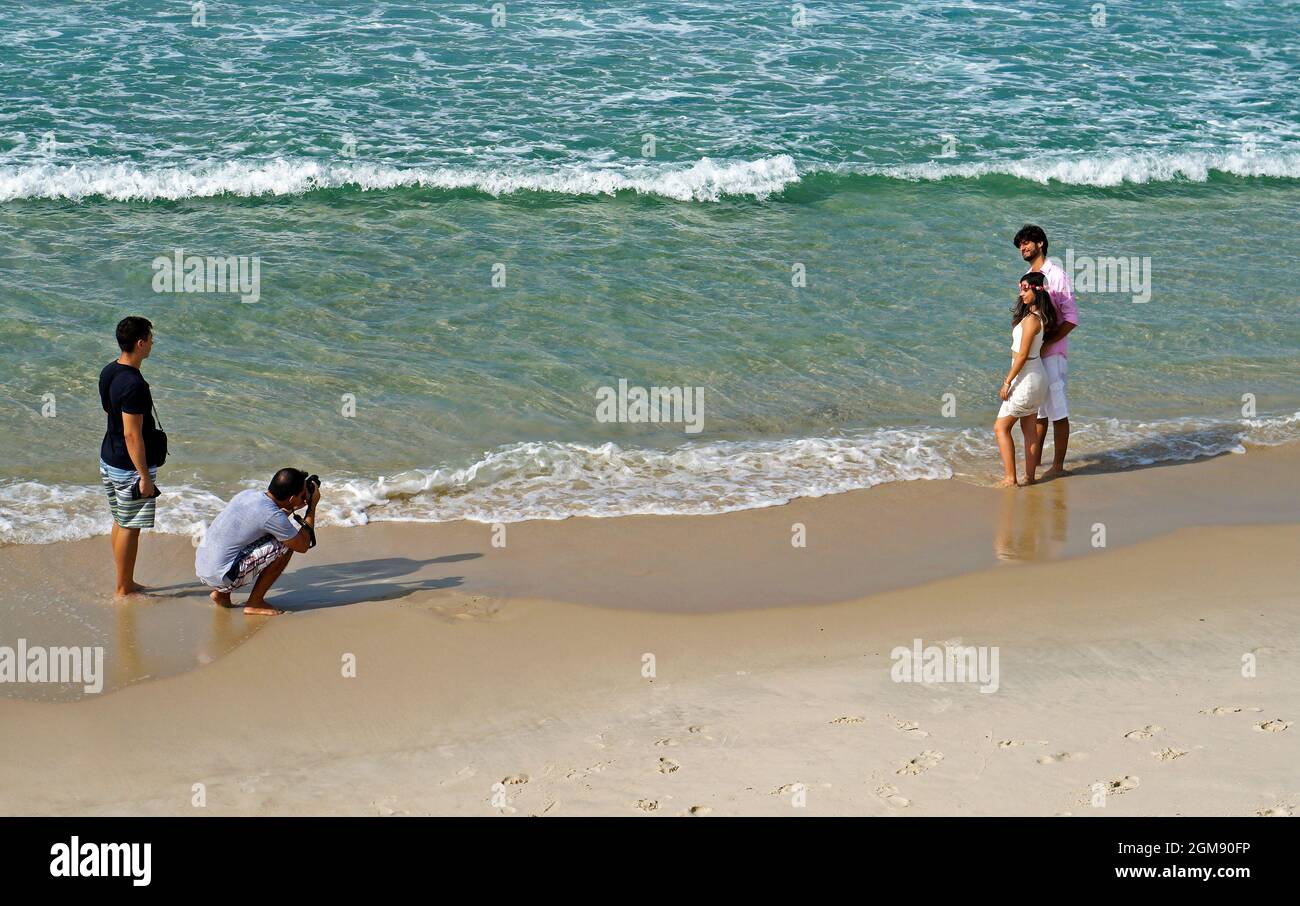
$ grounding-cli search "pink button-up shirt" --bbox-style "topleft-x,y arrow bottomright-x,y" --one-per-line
1037,256 -> 1078,360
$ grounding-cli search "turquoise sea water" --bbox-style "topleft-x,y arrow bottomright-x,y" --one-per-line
1,1 -> 1298,543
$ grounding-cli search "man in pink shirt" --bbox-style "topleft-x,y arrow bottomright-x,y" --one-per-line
1014,225 -> 1079,479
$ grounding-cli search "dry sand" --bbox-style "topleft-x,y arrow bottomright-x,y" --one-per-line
0,445 -> 1296,816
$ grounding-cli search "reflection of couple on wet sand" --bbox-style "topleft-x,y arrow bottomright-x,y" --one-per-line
995,478 -> 1068,562
995,224 -> 1079,487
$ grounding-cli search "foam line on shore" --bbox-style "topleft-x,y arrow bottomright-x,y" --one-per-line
2,412 -> 1296,545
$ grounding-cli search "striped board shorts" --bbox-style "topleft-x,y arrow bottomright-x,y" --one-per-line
99,459 -> 159,529
210,535 -> 289,593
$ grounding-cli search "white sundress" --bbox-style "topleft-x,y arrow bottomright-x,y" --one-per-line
998,313 -> 1048,418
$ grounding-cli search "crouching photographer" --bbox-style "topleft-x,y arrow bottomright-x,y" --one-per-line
195,468 -> 321,616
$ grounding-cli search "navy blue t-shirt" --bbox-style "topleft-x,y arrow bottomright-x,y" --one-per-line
99,362 -> 163,469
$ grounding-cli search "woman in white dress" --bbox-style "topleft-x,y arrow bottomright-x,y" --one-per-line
995,271 -> 1057,487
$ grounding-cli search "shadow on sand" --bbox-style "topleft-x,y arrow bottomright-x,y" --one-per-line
272,553 -> 481,611
148,552 -> 482,610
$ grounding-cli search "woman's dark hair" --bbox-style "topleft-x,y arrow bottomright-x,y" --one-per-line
1013,271 -> 1057,337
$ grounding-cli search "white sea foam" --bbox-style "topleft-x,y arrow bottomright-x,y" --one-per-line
1,149 -> 1296,203
858,149 -> 1300,186
0,481 -> 227,546
2,413 -> 1296,545
0,155 -> 801,203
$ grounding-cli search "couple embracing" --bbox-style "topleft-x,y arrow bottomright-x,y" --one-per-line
995,224 -> 1079,487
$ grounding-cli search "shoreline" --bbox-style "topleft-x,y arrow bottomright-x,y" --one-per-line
2,441 -> 1299,700
0,444 -> 1296,815
3,411 -> 1297,548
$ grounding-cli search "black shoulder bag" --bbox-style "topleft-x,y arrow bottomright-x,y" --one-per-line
150,401 -> 168,467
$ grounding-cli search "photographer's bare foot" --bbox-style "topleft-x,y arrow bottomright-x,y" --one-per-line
210,590 -> 235,608
244,603 -> 285,616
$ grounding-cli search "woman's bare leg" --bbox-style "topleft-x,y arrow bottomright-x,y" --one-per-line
995,415 -> 1018,487
1020,414 -> 1042,484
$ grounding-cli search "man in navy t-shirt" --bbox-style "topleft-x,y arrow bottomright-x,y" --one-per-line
98,316 -> 163,598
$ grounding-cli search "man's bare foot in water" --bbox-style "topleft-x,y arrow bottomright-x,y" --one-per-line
114,582 -> 150,599
243,600 -> 285,616
210,589 -> 236,608
1039,466 -> 1068,481
997,476 -> 1018,488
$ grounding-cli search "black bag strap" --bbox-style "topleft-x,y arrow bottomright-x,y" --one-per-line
151,400 -> 164,431
293,513 -> 317,549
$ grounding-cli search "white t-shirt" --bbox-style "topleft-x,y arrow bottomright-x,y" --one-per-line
195,489 -> 300,586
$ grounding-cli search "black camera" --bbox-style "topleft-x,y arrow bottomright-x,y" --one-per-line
294,473 -> 321,550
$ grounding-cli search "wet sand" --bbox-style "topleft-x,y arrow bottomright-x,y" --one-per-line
0,444 -> 1296,815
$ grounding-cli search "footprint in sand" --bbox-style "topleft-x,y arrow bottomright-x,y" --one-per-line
439,765 -> 478,787
1124,725 -> 1163,740
1255,804 -> 1293,817
1254,719 -> 1290,733
1200,706 -> 1264,716
894,719 -> 930,738
657,757 -> 681,774
370,795 -> 407,816
1103,775 -> 1141,795
501,773 -> 530,785
688,805 -> 711,816
633,799 -> 660,812
564,762 -> 610,780
897,750 -> 944,776
655,727 -> 710,746
1152,747 -> 1188,761
874,783 -> 911,808
1078,775 -> 1141,806
830,716 -> 865,725
1037,752 -> 1088,765
771,783 -> 803,796
997,738 -> 1048,748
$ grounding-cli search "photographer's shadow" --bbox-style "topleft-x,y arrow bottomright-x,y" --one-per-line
272,553 -> 481,611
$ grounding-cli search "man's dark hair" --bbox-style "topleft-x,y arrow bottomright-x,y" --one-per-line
116,316 -> 153,352
1013,224 -> 1048,252
269,468 -> 308,501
